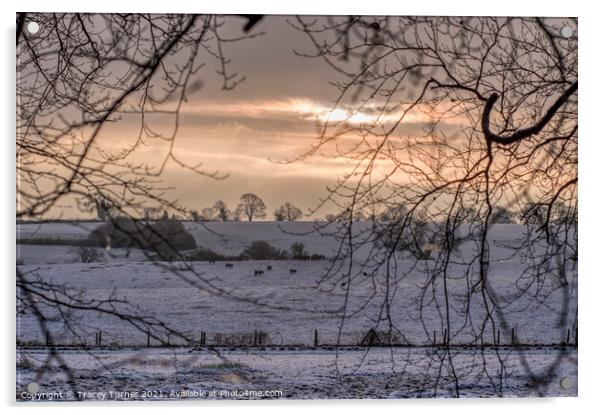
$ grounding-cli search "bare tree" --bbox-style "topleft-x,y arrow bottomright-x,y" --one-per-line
293,16 -> 577,397
290,242 -> 308,259
200,206 -> 216,221
15,12 -> 578,399
213,200 -> 232,221
274,202 -> 303,221
235,193 -> 267,221
80,194 -> 118,222
143,206 -> 163,221
16,12 -> 265,399
189,209 -> 201,222
274,208 -> 286,221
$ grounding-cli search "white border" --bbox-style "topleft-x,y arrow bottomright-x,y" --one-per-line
7,0 -> 583,16
3,1 -> 600,414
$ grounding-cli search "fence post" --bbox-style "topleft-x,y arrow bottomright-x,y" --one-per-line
45,331 -> 51,346
566,329 -> 570,344
146,330 -> 150,347
496,329 -> 500,346
314,329 -> 319,347
511,327 -> 515,345
254,330 -> 258,347
433,330 -> 437,346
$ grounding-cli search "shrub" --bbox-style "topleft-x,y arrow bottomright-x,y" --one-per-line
151,219 -> 197,252
87,217 -> 197,260
357,329 -> 402,346
17,236 -> 95,246
290,242 -> 308,259
375,211 -> 444,260
240,241 -> 288,260
184,247 -> 225,262
73,246 -> 105,263
213,331 -> 269,346
198,361 -> 247,369
491,206 -> 516,224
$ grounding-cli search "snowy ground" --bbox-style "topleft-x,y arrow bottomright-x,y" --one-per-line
16,221 -> 578,399
17,346 -> 577,400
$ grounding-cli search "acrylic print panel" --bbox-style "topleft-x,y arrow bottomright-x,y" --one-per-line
16,14 -> 577,400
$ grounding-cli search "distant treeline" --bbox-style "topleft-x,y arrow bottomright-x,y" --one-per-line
17,236 -> 95,246
177,241 -> 327,263
18,218 -> 327,263
17,219 -> 104,224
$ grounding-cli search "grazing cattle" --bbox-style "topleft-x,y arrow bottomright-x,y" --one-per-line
254,270 -> 264,276
267,265 -> 272,271
289,269 -> 297,275
209,260 -> 216,264
225,263 -> 234,268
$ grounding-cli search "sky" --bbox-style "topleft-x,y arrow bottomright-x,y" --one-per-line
25,15 -> 447,220
94,16 -> 386,219
18,15 -> 577,221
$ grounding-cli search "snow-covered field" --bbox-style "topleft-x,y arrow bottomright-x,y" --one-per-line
17,221 -> 344,257
17,346 -> 577,399
16,221 -> 578,399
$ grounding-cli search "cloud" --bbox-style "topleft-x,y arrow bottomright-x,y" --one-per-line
178,96 -> 451,127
